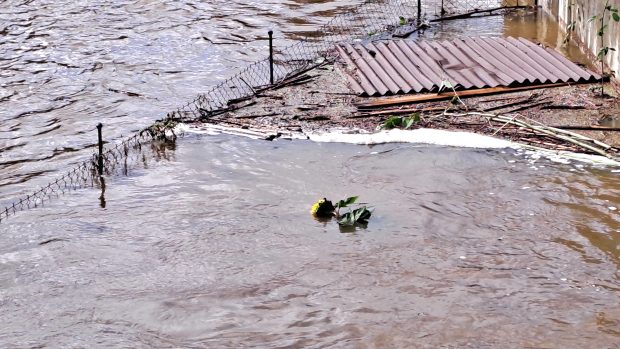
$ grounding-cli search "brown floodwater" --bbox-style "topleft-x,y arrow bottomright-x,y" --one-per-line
1,1 -> 620,348
2,136 -> 620,348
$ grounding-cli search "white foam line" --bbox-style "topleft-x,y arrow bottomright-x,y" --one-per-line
308,128 -> 517,149
179,124 -> 620,167
309,128 -> 620,167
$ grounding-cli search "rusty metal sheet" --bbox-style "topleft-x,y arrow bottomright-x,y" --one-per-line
337,37 -> 601,97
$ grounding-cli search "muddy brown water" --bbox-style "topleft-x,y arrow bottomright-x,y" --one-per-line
1,1 -> 620,348
2,136 -> 620,348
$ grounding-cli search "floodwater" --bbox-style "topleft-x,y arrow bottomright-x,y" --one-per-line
2,136 -> 620,348
1,0 -> 620,348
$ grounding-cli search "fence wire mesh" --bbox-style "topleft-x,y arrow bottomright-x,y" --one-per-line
0,130 -> 158,223
1,0 -> 532,223
172,0 -> 422,120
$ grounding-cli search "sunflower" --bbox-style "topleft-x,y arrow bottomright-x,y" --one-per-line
310,198 -> 335,217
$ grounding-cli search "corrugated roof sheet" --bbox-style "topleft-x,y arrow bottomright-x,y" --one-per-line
337,37 -> 601,96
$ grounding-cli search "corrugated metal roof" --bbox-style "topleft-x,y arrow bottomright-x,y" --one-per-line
337,37 -> 601,96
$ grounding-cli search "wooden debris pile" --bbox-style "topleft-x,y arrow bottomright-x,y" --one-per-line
353,84 -> 620,159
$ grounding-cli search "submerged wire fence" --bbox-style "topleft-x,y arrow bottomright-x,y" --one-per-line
0,131 -> 158,223
173,0 -> 423,119
0,0 -> 532,223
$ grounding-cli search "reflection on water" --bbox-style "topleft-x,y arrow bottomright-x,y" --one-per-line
423,9 -> 591,66
1,135 -> 619,347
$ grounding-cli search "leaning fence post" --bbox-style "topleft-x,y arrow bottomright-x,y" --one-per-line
268,30 -> 274,85
96,123 -> 104,175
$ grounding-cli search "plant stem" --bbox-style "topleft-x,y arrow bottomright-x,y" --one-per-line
601,0 -> 609,96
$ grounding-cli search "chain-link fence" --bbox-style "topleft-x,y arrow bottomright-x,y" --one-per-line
0,129 -> 159,223
170,0 -> 422,120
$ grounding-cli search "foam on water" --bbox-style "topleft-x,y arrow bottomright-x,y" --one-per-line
179,124 -> 620,167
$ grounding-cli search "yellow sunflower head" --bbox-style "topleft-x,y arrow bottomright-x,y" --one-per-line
310,198 -> 335,217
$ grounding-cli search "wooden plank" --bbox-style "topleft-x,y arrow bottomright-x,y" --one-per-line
355,83 -> 570,109
351,106 -> 446,118
430,6 -> 530,22
550,125 -> 620,131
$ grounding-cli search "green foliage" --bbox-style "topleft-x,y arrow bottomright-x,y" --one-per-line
336,196 -> 358,209
338,207 -> 372,226
399,16 -> 407,26
597,46 -> 616,60
377,114 -> 420,130
576,0 -> 620,95
310,196 -> 374,228
598,0 -> 619,95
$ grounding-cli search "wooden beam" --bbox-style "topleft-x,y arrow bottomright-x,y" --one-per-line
430,6 -> 530,22
355,83 -> 570,109
550,125 -> 620,131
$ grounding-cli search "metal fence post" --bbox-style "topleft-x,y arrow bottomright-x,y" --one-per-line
268,30 -> 274,85
417,0 -> 422,23
96,123 -> 104,175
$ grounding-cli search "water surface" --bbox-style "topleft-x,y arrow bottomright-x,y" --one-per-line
1,135 -> 620,348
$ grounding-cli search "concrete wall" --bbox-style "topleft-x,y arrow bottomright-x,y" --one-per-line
540,0 -> 620,80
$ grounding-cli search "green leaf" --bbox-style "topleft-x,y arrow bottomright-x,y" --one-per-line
598,47 -> 609,59
337,207 -> 372,226
613,12 -> 620,21
413,113 -> 421,122
378,116 -> 402,130
588,15 -> 598,23
338,212 -> 356,226
352,207 -> 372,224
335,196 -> 358,209
403,116 -> 414,129
399,16 -> 407,25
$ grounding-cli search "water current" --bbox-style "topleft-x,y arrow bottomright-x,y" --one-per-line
3,136 -> 620,347
1,1 -> 620,348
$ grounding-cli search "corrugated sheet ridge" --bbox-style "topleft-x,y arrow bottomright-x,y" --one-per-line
338,37 -> 600,97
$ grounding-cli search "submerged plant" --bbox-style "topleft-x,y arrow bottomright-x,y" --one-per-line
310,196 -> 373,227
338,206 -> 372,226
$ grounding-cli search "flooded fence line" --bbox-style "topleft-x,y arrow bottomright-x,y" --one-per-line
0,0 -> 530,223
